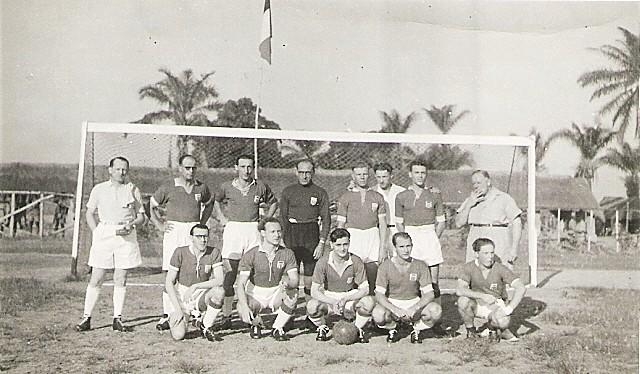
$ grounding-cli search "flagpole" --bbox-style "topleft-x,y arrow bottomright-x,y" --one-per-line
253,67 -> 264,180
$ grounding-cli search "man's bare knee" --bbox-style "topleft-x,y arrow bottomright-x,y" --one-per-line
356,296 -> 376,315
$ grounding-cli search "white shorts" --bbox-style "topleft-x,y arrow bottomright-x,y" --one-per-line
245,283 -> 283,311
324,290 -> 357,313
167,283 -> 208,315
347,227 -> 380,263
162,221 -> 199,271
388,297 -> 420,311
476,298 -> 507,319
88,223 -> 141,269
405,225 -> 443,266
222,221 -> 260,260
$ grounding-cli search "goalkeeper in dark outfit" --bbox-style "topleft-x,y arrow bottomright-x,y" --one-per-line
279,159 -> 332,300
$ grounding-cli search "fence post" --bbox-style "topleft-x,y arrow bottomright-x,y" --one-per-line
615,210 -> 620,253
10,193 -> 16,238
39,192 -> 45,238
556,208 -> 561,244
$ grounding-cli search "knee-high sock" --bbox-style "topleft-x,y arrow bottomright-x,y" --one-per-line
83,285 -> 101,317
113,286 -> 126,318
308,313 -> 325,327
202,305 -> 222,328
378,320 -> 397,330
354,313 -> 370,329
222,296 -> 234,316
414,320 -> 432,331
162,291 -> 173,316
272,308 -> 292,330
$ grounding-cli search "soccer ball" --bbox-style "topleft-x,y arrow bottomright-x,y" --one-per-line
332,320 -> 359,345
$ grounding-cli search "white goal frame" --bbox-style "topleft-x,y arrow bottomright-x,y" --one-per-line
71,121 -> 538,285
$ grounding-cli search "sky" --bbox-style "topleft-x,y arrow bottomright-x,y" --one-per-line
1,0 -> 639,198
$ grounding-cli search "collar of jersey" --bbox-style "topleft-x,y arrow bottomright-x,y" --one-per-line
327,251 -> 353,269
174,177 -> 200,188
232,178 -> 256,189
258,243 -> 283,253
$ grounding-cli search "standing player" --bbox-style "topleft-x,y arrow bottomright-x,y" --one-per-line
372,163 -> 406,257
455,170 -> 522,268
336,161 -> 388,295
215,155 -> 278,327
151,154 -> 214,331
306,228 -> 375,343
164,224 -> 225,341
456,237 -> 525,342
235,218 -> 298,341
75,156 -> 146,333
395,160 -> 446,298
372,232 -> 442,343
280,159 -> 331,300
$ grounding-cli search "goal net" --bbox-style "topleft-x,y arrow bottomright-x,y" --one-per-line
72,122 -> 537,286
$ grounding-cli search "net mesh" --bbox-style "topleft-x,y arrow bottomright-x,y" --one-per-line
76,126 -> 532,284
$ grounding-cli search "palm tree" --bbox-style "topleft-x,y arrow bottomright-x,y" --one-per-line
577,27 -> 639,141
549,123 -> 617,188
514,127 -> 553,173
279,140 -> 330,168
423,104 -> 469,134
136,68 -> 222,167
600,142 -> 640,202
378,110 -> 417,133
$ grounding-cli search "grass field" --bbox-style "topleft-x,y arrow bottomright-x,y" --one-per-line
0,236 -> 638,373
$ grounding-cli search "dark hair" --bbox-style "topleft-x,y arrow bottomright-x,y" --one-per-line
296,159 -> 315,171
472,170 -> 491,179
190,223 -> 209,235
351,160 -> 370,171
236,154 -> 254,165
329,228 -> 350,242
472,237 -> 495,252
179,154 -> 196,166
408,159 -> 428,172
373,162 -> 393,173
392,232 -> 412,246
109,156 -> 129,168
258,217 -> 281,231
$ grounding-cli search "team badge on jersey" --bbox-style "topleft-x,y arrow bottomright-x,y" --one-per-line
371,202 -> 378,211
310,196 -> 318,206
194,193 -> 202,202
409,273 -> 417,281
254,195 -> 261,204
490,283 -> 498,291
204,264 -> 212,273
425,200 -> 433,208
346,277 -> 353,284
277,260 -> 285,269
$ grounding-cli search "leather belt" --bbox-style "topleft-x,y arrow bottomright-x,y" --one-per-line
387,225 -> 395,228
469,223 -> 508,228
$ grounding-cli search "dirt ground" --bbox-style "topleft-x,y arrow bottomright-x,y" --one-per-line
1,242 -> 638,373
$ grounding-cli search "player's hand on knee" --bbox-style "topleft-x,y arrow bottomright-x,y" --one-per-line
222,259 -> 232,273
480,294 -> 497,305
237,302 -> 252,324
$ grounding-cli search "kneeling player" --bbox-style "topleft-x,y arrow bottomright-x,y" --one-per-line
165,224 -> 225,341
236,218 -> 299,341
372,232 -> 442,344
306,228 -> 375,343
456,237 -> 525,342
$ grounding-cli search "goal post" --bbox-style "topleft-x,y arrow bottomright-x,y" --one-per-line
71,122 -> 537,286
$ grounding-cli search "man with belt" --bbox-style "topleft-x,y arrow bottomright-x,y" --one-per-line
336,161 -> 388,296
236,218 -> 298,341
373,162 -> 406,257
215,154 -> 278,327
455,170 -> 522,268
280,159 -> 330,300
395,160 -> 445,298
151,154 -> 215,331
75,156 -> 146,333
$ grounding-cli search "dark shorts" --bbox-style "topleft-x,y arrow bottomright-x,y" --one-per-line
284,222 -> 320,276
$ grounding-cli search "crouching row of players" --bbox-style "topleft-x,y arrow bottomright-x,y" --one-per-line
168,218 -> 525,344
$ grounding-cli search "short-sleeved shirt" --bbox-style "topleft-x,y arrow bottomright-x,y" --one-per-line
168,245 -> 223,287
216,179 -> 277,222
376,258 -> 432,300
87,181 -> 144,223
280,182 -> 331,239
312,252 -> 367,292
374,184 -> 406,226
458,188 -> 522,225
395,186 -> 445,226
458,260 -> 518,300
239,245 -> 297,288
336,189 -> 386,230
151,178 -> 212,222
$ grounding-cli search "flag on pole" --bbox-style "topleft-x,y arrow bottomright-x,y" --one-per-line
259,0 -> 272,64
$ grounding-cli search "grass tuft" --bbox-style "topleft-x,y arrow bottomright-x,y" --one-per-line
370,356 -> 391,367
0,277 -> 82,316
321,354 -> 349,366
173,359 -> 207,374
105,361 -> 133,374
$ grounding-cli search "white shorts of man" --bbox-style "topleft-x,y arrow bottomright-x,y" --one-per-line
168,284 -> 225,341
372,296 -> 442,342
306,290 -> 375,339
457,296 -> 518,342
241,282 -> 298,334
